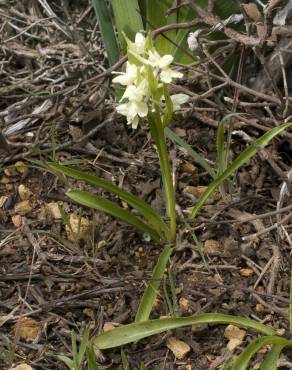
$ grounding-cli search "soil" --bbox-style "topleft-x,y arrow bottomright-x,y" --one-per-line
1,1 -> 292,370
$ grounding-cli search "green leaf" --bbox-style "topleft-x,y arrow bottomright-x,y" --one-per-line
121,350 -> 130,370
148,112 -> 176,242
48,163 -> 168,237
56,355 -> 75,369
260,345 -> 285,370
91,0 -> 120,65
111,0 -> 144,53
231,336 -> 292,370
77,325 -> 90,366
93,313 -> 275,349
87,342 -> 100,370
216,119 -> 226,176
162,84 -> 173,127
135,246 -> 173,322
288,269 -> 292,334
216,113 -> 244,175
67,190 -> 160,242
191,122 -> 292,218
146,0 -> 176,55
71,331 -> 79,367
165,127 -> 216,178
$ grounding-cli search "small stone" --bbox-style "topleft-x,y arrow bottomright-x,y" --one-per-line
97,240 -> 106,249
103,322 -> 118,332
4,167 -> 17,177
6,183 -> 14,191
16,317 -> 40,341
174,128 -> 186,137
240,268 -> 254,277
14,200 -> 32,214
0,195 -> 8,207
204,239 -> 223,256
255,303 -> 264,312
83,308 -> 94,319
185,185 -> 207,197
1,176 -> 11,184
18,185 -> 33,201
12,215 -> 22,227
46,202 -> 62,219
10,365 -> 34,370
166,337 -> 191,359
179,297 -> 190,312
15,161 -> 28,174
181,163 -> 197,174
66,213 -> 93,242
224,325 -> 246,351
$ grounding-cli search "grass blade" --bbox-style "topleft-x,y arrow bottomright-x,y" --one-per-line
56,355 -> 75,369
87,342 -> 100,370
191,122 -> 292,218
111,0 -> 144,53
91,0 -> 120,65
67,190 -> 160,242
48,163 -> 168,237
165,127 -> 216,178
260,345 -> 285,370
135,246 -> 173,322
290,268 -> 292,333
93,313 -> 275,349
77,325 -> 90,366
121,350 -> 130,370
231,336 -> 292,370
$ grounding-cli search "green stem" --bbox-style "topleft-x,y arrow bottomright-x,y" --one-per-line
148,112 -> 176,242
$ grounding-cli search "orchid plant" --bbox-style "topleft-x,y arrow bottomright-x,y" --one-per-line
112,32 -> 189,241
49,32 -> 189,244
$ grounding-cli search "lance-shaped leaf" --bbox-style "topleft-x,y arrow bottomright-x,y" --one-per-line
67,190 -> 160,242
48,163 -> 168,237
231,336 -> 292,370
93,313 -> 275,349
192,122 -> 292,218
135,246 -> 173,322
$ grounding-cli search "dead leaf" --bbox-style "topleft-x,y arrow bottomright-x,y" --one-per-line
224,325 -> 246,351
16,317 -> 40,341
166,337 -> 191,359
